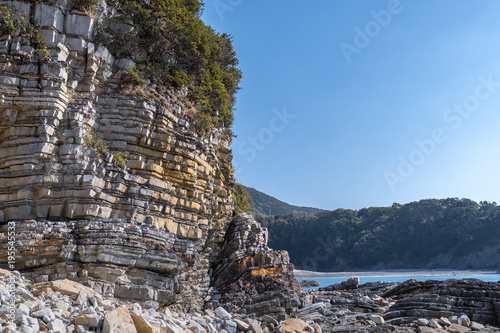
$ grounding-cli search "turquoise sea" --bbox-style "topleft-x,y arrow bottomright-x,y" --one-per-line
298,274 -> 500,290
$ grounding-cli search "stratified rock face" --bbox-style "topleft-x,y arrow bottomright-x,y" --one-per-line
2,219 -> 216,310
211,214 -> 300,318
0,1 -> 233,227
384,279 -> 500,326
0,0 -> 234,311
0,0 -> 299,314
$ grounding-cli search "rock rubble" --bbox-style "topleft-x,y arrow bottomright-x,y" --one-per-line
0,267 -> 304,333
3,267 -> 500,332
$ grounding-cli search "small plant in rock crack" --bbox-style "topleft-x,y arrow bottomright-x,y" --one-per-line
112,153 -> 128,166
84,130 -> 108,158
0,4 -> 50,59
73,0 -> 100,18
84,130 -> 129,166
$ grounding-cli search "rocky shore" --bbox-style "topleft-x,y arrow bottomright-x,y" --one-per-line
3,267 -> 500,333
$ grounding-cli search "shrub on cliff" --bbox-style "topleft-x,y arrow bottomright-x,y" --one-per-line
0,4 -> 49,58
234,183 -> 252,215
98,0 -> 241,134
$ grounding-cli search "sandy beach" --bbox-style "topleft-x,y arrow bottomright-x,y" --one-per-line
294,269 -> 498,278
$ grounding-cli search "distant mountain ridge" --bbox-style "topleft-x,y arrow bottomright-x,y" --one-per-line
244,186 -> 323,216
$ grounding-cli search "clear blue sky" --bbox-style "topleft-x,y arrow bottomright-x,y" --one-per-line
201,0 -> 500,210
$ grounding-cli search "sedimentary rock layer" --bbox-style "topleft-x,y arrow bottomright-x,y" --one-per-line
384,279 -> 500,325
0,0 -> 276,314
0,0 -> 299,313
0,0 -> 234,226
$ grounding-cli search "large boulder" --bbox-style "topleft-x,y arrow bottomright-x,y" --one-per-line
51,279 -> 97,297
278,318 -> 311,333
102,308 -> 138,333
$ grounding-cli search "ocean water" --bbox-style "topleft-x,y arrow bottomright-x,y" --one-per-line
298,274 -> 500,290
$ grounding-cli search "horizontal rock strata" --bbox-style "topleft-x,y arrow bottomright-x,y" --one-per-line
0,219 -> 210,310
0,0 -> 296,314
0,1 -> 233,229
384,279 -> 500,326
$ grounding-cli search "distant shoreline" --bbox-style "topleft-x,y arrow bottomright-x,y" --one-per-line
294,269 -> 498,278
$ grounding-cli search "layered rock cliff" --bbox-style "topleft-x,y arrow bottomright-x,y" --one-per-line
0,0 -> 298,314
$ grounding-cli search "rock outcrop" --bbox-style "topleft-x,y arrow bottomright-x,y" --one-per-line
318,276 -> 359,291
292,278 -> 500,332
299,280 -> 320,288
0,0 -> 234,225
289,279 -> 500,332
210,214 -> 300,318
0,0 -> 297,314
384,279 -> 500,326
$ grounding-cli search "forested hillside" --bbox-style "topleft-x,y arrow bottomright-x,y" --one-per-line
257,198 -> 500,271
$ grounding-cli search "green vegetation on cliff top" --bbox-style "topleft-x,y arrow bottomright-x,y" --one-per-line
1,0 -> 241,134
98,0 -> 241,134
